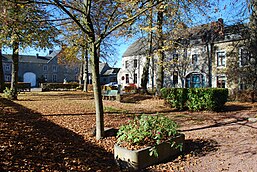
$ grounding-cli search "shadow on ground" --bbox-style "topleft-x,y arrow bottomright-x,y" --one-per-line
120,94 -> 154,103
223,104 -> 252,112
183,139 -> 219,157
144,138 -> 219,171
0,97 -> 119,172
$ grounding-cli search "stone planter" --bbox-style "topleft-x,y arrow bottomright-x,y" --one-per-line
114,134 -> 185,171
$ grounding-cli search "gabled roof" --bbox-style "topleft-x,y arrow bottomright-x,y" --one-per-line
46,50 -> 61,62
123,20 -> 249,57
103,68 -> 120,76
2,54 -> 50,63
2,50 -> 61,64
88,62 -> 108,74
122,38 -> 149,57
2,55 -> 12,62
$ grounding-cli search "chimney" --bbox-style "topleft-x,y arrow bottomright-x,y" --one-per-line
218,18 -> 224,25
36,53 -> 39,58
218,18 -> 224,36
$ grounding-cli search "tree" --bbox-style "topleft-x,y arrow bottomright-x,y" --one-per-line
156,2 -> 164,96
141,0 -> 153,94
51,0 -> 162,140
0,0 -> 59,99
0,45 -> 4,93
248,0 -> 257,93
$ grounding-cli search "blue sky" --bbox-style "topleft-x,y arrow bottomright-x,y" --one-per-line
2,0 -> 250,68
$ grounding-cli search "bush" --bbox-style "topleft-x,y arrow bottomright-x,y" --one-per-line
117,114 -> 181,157
2,87 -> 15,99
161,88 -> 228,111
41,82 -> 80,91
161,88 -> 187,110
4,82 -> 31,92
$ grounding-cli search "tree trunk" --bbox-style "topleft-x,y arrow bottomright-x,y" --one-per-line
79,52 -> 84,85
11,41 -> 19,100
141,57 -> 150,94
151,52 -> 155,92
141,1 -> 153,94
90,41 -> 104,140
85,2 -> 104,139
0,45 -> 4,93
206,42 -> 213,87
249,0 -> 257,103
156,9 -> 164,96
83,46 -> 89,92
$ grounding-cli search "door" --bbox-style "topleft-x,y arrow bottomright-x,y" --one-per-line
23,72 -> 36,87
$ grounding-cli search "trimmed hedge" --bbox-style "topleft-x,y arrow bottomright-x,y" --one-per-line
4,82 -> 31,92
41,82 -> 80,91
161,88 -> 228,111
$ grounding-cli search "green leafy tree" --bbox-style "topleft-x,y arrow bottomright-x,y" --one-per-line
0,0 -> 59,99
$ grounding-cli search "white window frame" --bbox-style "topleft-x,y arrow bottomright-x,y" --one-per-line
192,54 -> 199,65
216,75 -> 227,88
133,59 -> 138,68
239,48 -> 250,67
216,51 -> 226,68
125,61 -> 128,68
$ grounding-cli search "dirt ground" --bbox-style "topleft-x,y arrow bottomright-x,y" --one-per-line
0,91 -> 257,172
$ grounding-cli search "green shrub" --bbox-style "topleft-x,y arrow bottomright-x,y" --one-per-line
187,88 -> 207,111
117,114 -> 181,157
161,88 -> 228,111
161,88 -> 187,110
2,87 -> 15,99
4,82 -> 31,91
41,82 -> 80,91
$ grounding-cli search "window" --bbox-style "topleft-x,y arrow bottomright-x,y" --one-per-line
217,75 -> 226,88
186,73 -> 204,88
52,65 -> 57,72
217,51 -> 226,67
134,73 -> 137,84
191,74 -> 202,88
240,49 -> 250,66
4,64 -> 11,71
125,61 -> 129,68
134,59 -> 138,68
173,71 -> 178,85
192,54 -> 198,65
125,74 -> 129,84
44,74 -> 48,82
4,75 -> 11,82
52,74 -> 57,82
43,65 -> 48,71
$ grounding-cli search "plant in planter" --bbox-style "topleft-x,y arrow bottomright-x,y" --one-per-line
114,114 -> 185,171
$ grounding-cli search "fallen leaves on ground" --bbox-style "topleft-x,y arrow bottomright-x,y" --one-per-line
1,91 -> 257,171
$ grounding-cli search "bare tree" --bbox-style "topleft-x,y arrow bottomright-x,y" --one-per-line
51,0 -> 162,139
